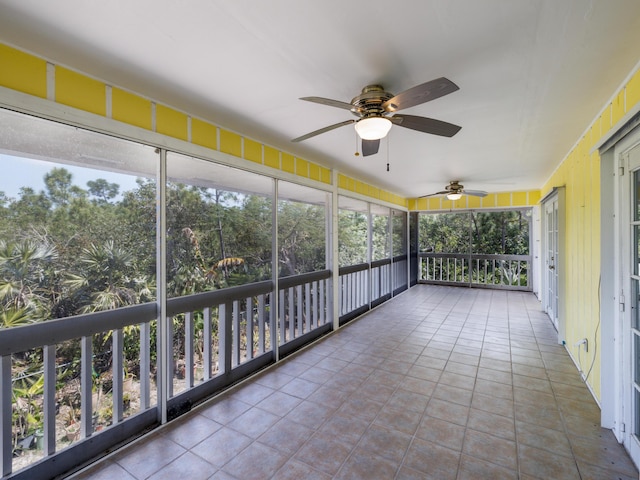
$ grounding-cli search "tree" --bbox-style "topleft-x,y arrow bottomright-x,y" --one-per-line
278,200 -> 326,276
87,179 -> 119,204
338,209 -> 368,266
0,238 -> 58,326
44,168 -> 75,207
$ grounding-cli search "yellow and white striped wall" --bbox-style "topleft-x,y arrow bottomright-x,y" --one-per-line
0,42 -> 410,208
408,190 -> 541,211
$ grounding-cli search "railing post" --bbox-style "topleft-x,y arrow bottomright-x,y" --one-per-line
288,287 -> 295,340
43,344 -> 56,455
112,329 -> 124,423
232,301 -> 240,368
140,321 -> 151,410
219,302 -> 232,375
279,289 -> 286,345
258,296 -> 265,355
185,311 -> 194,388
296,285 -> 304,333
203,307 -> 212,380
1,355 -> 12,477
247,296 -> 254,360
80,335 -> 93,439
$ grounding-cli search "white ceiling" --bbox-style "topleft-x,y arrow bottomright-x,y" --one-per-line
1,0 -> 640,198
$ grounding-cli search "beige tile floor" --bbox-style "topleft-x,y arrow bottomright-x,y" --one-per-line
70,285 -> 638,479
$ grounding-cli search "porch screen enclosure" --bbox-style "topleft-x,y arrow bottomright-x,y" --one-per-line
418,210 -> 532,290
0,107 -> 408,480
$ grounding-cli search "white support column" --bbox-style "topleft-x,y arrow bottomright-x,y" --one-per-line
272,179 -> 280,361
157,149 -> 168,424
331,170 -> 340,330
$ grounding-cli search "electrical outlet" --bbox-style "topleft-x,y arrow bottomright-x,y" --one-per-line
575,338 -> 588,352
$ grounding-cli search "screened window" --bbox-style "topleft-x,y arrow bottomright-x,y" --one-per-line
371,204 -> 390,261
277,181 -> 328,277
0,108 -> 158,323
392,209 -> 407,257
338,196 -> 368,267
166,152 -> 273,295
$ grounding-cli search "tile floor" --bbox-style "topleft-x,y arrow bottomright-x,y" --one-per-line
70,285 -> 638,479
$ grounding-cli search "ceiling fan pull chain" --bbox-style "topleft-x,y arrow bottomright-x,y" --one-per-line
386,134 -> 390,171
354,131 -> 360,156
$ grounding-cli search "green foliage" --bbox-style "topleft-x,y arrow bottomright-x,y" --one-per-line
338,209 -> 368,266
1,161 -> 330,453
419,210 -> 531,255
277,199 -> 326,276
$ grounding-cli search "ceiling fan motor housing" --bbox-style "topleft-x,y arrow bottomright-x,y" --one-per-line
446,181 -> 463,193
350,85 -> 394,118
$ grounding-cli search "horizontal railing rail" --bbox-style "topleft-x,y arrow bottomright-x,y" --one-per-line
418,252 -> 532,291
166,280 -> 273,316
0,303 -> 157,357
337,262 -> 368,276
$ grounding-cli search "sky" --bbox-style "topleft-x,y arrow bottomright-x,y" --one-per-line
1,154 -> 142,200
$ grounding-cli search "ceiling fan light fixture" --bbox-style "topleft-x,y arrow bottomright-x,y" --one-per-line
354,117 -> 392,140
446,192 -> 462,201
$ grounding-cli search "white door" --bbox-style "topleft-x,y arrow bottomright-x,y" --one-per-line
621,141 -> 640,464
544,196 -> 559,329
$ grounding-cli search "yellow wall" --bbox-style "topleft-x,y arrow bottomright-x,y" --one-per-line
541,64 -> 640,401
408,190 -> 541,210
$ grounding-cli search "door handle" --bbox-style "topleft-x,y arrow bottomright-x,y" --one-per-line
549,265 -> 555,270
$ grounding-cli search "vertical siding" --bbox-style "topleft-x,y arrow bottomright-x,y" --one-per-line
542,62 -> 640,401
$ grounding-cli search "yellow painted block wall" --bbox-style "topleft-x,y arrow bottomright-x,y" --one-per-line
192,117 -> 217,150
0,44 -> 47,98
112,88 -> 152,130
408,190 -> 542,211
156,104 -> 188,141
0,43 -> 413,216
56,66 -> 106,116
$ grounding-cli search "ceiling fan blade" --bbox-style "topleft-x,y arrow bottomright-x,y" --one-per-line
300,96 -> 356,111
362,139 -> 380,157
464,190 -> 488,197
419,191 -> 449,198
291,119 -> 355,142
392,114 -> 461,137
382,77 -> 459,112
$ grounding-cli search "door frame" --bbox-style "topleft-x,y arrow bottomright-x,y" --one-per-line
541,187 -> 566,344
614,132 -> 640,463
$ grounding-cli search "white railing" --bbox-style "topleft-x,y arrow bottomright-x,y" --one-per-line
338,255 -> 408,322
339,263 -> 369,320
418,253 -> 532,291
1,271 -> 333,480
392,255 -> 408,294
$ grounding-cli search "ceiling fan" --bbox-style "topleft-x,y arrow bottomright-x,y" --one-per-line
292,77 -> 461,156
420,181 -> 488,201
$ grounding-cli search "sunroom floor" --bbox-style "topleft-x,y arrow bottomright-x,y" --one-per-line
69,285 -> 638,479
